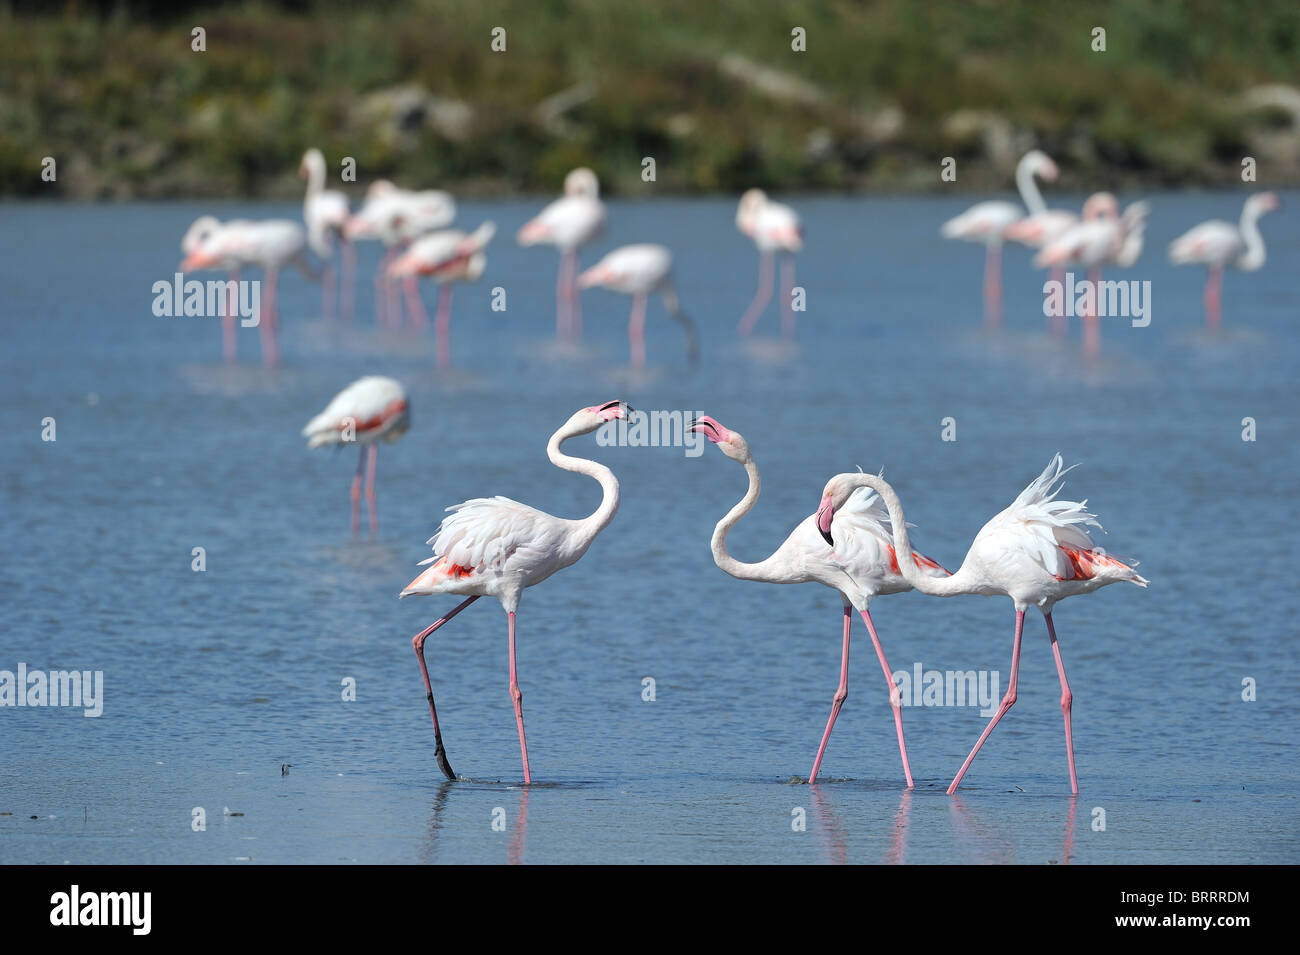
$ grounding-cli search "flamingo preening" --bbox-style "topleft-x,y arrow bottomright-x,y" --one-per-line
300,148 -> 354,322
690,415 -> 948,785
302,376 -> 410,537
815,455 -> 1148,795
181,218 -> 310,367
735,189 -> 803,338
941,150 -> 1059,329
345,180 -> 457,327
577,244 -> 699,369
399,400 -> 631,784
517,168 -> 606,341
1169,192 -> 1279,331
1034,196 -> 1148,358
387,222 -> 496,371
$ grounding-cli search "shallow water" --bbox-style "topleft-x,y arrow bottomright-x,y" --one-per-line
1,193 -> 1297,863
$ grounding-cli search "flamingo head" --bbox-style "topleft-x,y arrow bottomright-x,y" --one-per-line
1024,150 -> 1059,182
689,415 -> 750,463
815,474 -> 862,548
299,148 -> 324,181
572,399 -> 633,434
736,189 -> 767,234
1082,192 -> 1119,221
564,167 -> 600,198
1250,192 -> 1280,215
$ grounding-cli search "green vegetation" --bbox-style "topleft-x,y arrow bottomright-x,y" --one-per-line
2,0 -> 1298,197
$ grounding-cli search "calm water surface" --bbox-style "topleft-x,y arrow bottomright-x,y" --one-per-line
1,194 -> 1297,863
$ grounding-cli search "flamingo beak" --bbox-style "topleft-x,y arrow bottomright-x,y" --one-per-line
815,493 -> 835,547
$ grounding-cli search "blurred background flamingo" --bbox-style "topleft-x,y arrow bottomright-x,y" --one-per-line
735,189 -> 803,338
578,244 -> 699,369
1169,192 -> 1279,330
300,148 -> 354,322
518,167 -> 606,342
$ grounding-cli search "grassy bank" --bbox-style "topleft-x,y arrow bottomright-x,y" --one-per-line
2,0 -> 1298,198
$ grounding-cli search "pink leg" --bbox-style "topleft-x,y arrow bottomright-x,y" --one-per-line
779,253 -> 796,339
340,237 -> 356,323
1044,613 -> 1079,794
404,276 -> 429,330
628,292 -> 647,369
1205,267 -> 1223,332
1083,267 -> 1101,360
365,443 -> 379,537
507,611 -> 531,784
983,243 -> 1002,330
569,252 -> 583,338
808,605 -> 852,783
947,610 -> 1024,795
1049,266 -> 1067,339
412,594 -> 481,780
434,285 -> 453,371
260,267 -> 280,368
223,269 -> 239,362
737,249 -> 774,336
861,608 -> 915,788
349,443 -> 364,536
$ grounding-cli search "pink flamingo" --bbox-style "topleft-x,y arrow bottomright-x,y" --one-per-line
690,415 -> 949,785
387,222 -> 495,371
345,181 -> 456,328
941,150 -> 1059,328
1035,196 -> 1148,358
816,455 -> 1148,795
517,168 -> 606,341
300,149 -> 355,322
576,244 -> 698,369
302,375 -> 410,537
1169,192 -> 1279,331
181,219 -> 309,367
399,399 -> 631,783
735,189 -> 803,338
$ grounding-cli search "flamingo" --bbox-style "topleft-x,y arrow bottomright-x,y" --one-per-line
181,219 -> 309,368
345,181 -> 456,327
1169,192 -> 1279,331
517,168 -> 606,341
941,150 -> 1059,328
1035,196 -> 1148,358
815,455 -> 1148,795
300,148 -> 354,322
735,189 -> 803,338
576,244 -> 699,369
302,376 -> 410,537
399,399 -> 631,784
181,216 -> 243,362
387,222 -> 496,371
689,415 -> 949,785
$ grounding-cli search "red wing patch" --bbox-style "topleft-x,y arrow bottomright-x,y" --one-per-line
347,399 -> 407,435
1055,545 -> 1129,581
912,551 -> 949,574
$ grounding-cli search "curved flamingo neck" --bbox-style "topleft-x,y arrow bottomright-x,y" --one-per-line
1237,202 -> 1267,270
842,473 -> 976,597
547,423 -> 620,551
1016,161 -> 1047,216
710,455 -> 788,583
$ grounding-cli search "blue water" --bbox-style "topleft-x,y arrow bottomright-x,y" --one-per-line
1,194 -> 1297,864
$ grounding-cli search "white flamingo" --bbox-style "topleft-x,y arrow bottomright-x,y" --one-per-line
517,168 -> 606,340
345,181 -> 456,327
399,399 -> 631,783
691,415 -> 948,785
302,376 -> 410,537
941,150 -> 1059,328
300,149 -> 354,322
815,455 -> 1148,795
180,216 -> 244,362
181,219 -> 309,367
735,189 -> 803,338
577,244 -> 699,369
387,222 -> 496,371
1169,192 -> 1279,330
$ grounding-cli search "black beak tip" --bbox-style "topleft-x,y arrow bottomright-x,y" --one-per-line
820,529 -> 834,547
